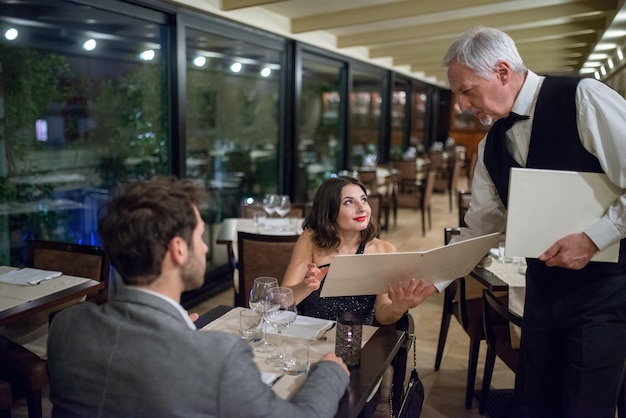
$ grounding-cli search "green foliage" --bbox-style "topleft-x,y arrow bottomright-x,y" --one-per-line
0,44 -> 70,174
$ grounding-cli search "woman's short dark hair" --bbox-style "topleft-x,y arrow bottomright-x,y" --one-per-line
303,176 -> 380,250
97,176 -> 206,285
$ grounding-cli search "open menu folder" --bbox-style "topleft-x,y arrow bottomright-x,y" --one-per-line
320,232 -> 502,297
505,168 -> 623,263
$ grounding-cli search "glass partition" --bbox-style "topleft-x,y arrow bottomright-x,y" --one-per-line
297,53 -> 345,202
185,27 -> 282,222
349,68 -> 383,169
0,0 -> 168,265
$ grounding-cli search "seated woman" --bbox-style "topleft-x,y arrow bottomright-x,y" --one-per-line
282,176 -> 436,325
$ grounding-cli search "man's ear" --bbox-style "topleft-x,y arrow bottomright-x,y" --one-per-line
495,60 -> 511,85
168,236 -> 189,266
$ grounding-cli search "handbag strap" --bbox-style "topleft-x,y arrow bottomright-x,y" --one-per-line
389,332 -> 416,418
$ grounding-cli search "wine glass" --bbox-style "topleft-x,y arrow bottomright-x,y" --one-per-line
262,194 -> 277,218
274,195 -> 291,219
249,276 -> 278,352
264,287 -> 297,367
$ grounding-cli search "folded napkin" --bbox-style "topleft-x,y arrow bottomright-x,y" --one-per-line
266,315 -> 335,340
260,372 -> 283,387
0,268 -> 63,285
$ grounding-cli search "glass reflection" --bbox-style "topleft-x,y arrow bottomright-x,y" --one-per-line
0,0 -> 168,265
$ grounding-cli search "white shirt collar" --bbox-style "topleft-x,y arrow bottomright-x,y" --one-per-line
511,70 -> 542,117
127,287 -> 197,330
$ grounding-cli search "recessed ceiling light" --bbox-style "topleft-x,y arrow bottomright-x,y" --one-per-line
83,39 -> 97,51
607,57 -> 614,69
193,56 -> 206,67
231,62 -> 242,73
260,67 -> 271,77
617,48 -> 624,61
4,28 -> 18,41
140,50 -> 155,61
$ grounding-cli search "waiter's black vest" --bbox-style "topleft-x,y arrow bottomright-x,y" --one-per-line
484,75 -> 626,269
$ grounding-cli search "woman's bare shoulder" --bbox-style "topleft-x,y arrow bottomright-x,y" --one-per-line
367,238 -> 397,253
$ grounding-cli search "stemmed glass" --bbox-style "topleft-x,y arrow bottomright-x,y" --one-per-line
249,277 -> 278,352
264,287 -> 297,367
262,194 -> 277,218
274,195 -> 291,219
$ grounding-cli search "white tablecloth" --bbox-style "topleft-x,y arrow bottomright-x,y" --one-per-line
485,260 -> 526,348
200,307 -> 376,399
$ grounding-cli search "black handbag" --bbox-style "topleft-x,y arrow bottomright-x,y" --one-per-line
395,334 -> 424,418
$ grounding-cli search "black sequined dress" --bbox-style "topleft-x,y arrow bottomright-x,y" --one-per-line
298,243 -> 376,325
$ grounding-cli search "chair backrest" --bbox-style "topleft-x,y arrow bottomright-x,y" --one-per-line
358,169 -> 378,193
482,289 -> 522,372
393,159 -> 417,184
236,231 -> 299,307
368,193 -> 382,230
467,152 -> 478,184
458,190 -> 472,227
422,170 -> 437,209
27,240 -> 110,304
240,200 -> 266,218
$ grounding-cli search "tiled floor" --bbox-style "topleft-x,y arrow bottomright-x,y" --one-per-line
14,175 -> 515,417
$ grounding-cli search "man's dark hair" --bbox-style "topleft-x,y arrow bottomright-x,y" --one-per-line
303,176 -> 379,250
98,176 -> 206,285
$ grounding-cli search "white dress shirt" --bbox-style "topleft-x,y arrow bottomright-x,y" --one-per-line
437,71 -> 626,292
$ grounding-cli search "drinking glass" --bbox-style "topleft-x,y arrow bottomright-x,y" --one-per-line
274,195 -> 291,219
264,287 -> 297,367
262,194 -> 277,218
249,277 -> 278,352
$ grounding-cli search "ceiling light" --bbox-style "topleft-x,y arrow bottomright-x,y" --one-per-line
600,65 -> 606,76
582,61 -> 603,68
588,53 -> 609,60
607,57 -> 614,69
594,71 -> 600,79
193,56 -> 206,67
83,39 -> 97,51
260,67 -> 271,77
230,62 -> 242,73
618,48 -> 624,61
139,50 -> 155,61
4,28 -> 18,41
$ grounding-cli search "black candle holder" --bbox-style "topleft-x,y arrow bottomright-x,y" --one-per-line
335,311 -> 363,368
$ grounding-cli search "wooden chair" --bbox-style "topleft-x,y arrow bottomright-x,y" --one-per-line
458,190 -> 472,227
435,227 -> 488,409
235,231 -> 299,307
374,167 -> 399,232
0,240 -> 110,418
27,240 -> 110,304
357,169 -> 378,194
392,159 -> 420,194
467,152 -> 478,185
448,159 -> 463,212
240,198 -> 266,218
479,289 -> 522,415
367,194 -> 382,236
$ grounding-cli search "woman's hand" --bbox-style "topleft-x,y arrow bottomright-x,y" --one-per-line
303,263 -> 329,291
387,278 -> 437,310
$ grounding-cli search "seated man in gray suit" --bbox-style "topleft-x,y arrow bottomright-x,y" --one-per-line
47,176 -> 349,418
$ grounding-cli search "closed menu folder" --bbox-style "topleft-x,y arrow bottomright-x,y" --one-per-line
505,168 -> 623,262
320,233 -> 502,297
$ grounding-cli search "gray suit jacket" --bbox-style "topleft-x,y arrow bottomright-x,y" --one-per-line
48,287 -> 349,418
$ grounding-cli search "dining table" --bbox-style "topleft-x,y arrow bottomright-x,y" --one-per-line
0,265 -> 103,326
471,258 -> 526,347
197,305 -> 407,418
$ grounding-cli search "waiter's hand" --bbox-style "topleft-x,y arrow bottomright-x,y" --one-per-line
539,232 -> 598,270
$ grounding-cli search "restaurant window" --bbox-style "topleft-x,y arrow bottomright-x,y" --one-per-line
184,25 -> 282,225
411,81 -> 429,154
0,0 -> 169,266
390,79 -> 409,157
297,53 -> 345,202
349,67 -> 383,169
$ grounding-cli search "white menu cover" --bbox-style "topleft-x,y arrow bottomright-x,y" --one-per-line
320,232 -> 502,297
505,168 -> 622,262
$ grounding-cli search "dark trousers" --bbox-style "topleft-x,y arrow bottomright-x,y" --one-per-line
520,261 -> 626,418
